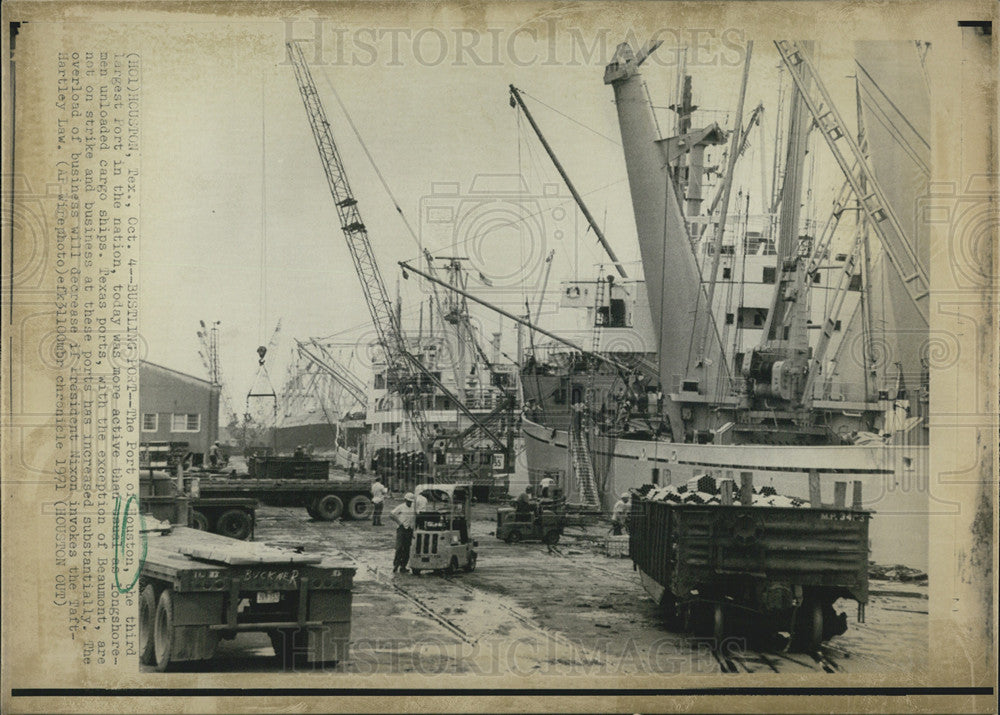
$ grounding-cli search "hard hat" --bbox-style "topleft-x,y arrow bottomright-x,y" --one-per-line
622,492 -> 630,499
404,492 -> 415,501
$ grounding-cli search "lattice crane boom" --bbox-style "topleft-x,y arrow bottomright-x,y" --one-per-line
286,41 -> 430,447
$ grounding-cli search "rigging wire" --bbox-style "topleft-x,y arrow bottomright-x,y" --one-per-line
319,69 -> 422,249
517,88 -> 621,146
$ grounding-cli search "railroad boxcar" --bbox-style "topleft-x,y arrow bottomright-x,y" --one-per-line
629,492 -> 870,651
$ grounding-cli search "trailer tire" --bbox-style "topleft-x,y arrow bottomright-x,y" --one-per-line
306,503 -> 319,519
347,495 -> 373,520
270,628 -> 307,670
315,494 -> 344,521
504,530 -> 522,544
153,589 -> 176,672
190,510 -> 210,531
139,584 -> 157,665
216,509 -> 253,540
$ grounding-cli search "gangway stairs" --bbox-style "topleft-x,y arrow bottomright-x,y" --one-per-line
569,421 -> 602,509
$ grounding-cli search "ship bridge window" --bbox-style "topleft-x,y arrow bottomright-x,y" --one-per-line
737,307 -> 768,327
848,273 -> 863,291
722,267 -> 732,279
762,266 -> 776,284
725,312 -> 734,325
374,372 -> 386,390
812,272 -> 822,284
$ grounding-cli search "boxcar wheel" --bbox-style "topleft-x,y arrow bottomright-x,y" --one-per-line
139,584 -> 157,665
189,510 -> 210,531
315,494 -> 344,521
712,604 -> 725,645
801,601 -> 824,652
216,509 -> 253,540
153,589 -> 176,672
347,495 -> 373,520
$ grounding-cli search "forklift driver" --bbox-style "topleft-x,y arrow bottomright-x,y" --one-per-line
515,486 -> 535,516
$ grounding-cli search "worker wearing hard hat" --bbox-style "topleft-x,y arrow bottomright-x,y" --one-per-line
389,492 -> 416,573
611,492 -> 631,535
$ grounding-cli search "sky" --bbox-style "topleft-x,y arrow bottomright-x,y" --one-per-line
134,6 -> 873,415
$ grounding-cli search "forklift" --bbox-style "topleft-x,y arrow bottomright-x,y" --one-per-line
495,485 -> 566,545
410,483 -> 478,574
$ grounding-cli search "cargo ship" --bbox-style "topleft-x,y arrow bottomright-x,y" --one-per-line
521,40 -> 931,568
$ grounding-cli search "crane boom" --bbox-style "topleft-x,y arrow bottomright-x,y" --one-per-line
286,41 -> 431,446
295,340 -> 368,408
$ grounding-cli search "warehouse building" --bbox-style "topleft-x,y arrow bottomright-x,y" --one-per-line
139,360 -> 221,465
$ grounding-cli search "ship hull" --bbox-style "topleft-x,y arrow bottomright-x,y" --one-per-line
522,416 -> 928,569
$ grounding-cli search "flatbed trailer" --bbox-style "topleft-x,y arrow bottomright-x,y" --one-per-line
189,477 -> 374,521
629,495 -> 871,651
142,494 -> 259,540
138,526 -> 355,671
140,471 -> 258,540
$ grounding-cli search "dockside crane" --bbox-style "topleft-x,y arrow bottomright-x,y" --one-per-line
286,41 -> 433,463
286,41 -> 511,482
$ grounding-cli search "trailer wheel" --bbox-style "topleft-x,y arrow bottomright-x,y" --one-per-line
153,589 -> 176,672
504,530 -> 522,544
346,495 -> 373,520
216,509 -> 253,540
305,503 -> 319,519
139,584 -> 157,665
270,628 -> 306,670
314,494 -> 344,521
542,529 -> 561,545
189,510 -> 210,531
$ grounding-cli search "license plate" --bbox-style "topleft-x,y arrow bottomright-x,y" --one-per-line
256,591 -> 280,604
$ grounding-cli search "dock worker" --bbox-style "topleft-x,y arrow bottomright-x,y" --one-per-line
611,492 -> 631,535
515,486 -> 535,516
208,441 -> 222,469
539,476 -> 555,498
370,477 -> 388,526
389,492 -> 416,573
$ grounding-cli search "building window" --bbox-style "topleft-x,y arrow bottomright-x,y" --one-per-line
142,413 -> 158,432
762,266 -> 776,284
171,413 -> 201,433
652,467 -> 660,485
